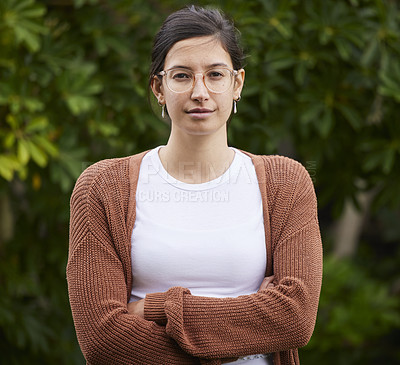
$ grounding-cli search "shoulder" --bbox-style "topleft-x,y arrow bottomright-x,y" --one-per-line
242,152 -> 319,238
241,151 -> 318,217
73,156 -> 129,194
240,150 -> 313,189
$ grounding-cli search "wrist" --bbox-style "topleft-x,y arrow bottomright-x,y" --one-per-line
144,292 -> 168,324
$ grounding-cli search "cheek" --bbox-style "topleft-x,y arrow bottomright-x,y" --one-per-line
218,96 -> 234,113
165,96 -> 181,113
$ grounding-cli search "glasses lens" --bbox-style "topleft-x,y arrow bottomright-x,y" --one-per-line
204,68 -> 233,93
166,69 -> 193,93
165,68 -> 233,93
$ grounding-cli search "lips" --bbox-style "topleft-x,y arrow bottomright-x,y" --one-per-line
186,108 -> 214,118
187,108 -> 214,114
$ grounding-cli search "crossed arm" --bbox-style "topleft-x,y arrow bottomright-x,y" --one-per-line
128,275 -> 276,318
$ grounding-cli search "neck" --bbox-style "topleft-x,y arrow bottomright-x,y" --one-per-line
159,129 -> 234,184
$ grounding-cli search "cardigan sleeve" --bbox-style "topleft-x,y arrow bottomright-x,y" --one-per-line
143,156 -> 323,360
67,161 -> 199,365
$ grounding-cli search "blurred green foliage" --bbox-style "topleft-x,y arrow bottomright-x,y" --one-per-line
301,254 -> 400,364
0,0 -> 399,364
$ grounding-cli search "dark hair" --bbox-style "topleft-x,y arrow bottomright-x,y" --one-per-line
149,5 -> 245,85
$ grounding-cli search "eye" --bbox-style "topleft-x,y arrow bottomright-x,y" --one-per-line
207,69 -> 226,79
170,70 -> 192,80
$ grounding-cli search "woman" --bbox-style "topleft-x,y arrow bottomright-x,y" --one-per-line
67,5 -> 323,365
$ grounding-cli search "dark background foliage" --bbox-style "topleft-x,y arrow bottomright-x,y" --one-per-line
0,0 -> 399,364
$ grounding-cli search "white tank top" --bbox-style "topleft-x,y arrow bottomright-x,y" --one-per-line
130,146 -> 270,364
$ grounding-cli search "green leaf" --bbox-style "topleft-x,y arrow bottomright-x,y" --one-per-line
6,114 -> 19,129
265,50 -> 296,71
379,86 -> 400,102
24,98 -> 45,113
32,135 -> 58,157
334,39 -> 351,60
361,37 -> 379,66
26,140 -> 47,167
294,62 -> 307,85
17,139 -> 30,165
275,21 -> 292,39
363,150 -> 385,172
25,116 -> 49,133
10,0 -> 36,13
301,103 -> 324,125
4,133 -> 16,149
379,73 -> 399,90
318,109 -> 334,137
337,104 -> 362,130
14,25 -> 41,52
65,95 -> 96,115
382,148 -> 395,174
379,59 -> 400,101
0,155 -> 19,180
19,7 -> 46,18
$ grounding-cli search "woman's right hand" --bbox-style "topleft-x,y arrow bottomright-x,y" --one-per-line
258,275 -> 275,291
127,299 -> 145,318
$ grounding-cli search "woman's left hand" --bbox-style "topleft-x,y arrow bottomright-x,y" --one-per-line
127,299 -> 145,318
258,275 -> 275,291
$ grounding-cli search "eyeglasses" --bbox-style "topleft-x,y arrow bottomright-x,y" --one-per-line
157,67 -> 239,94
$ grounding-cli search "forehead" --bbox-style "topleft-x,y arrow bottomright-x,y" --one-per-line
164,36 -> 233,69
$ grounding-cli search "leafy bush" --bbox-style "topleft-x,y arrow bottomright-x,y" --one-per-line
0,0 -> 399,363
301,255 -> 400,364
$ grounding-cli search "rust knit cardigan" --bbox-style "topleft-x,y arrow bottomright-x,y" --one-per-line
67,150 -> 323,365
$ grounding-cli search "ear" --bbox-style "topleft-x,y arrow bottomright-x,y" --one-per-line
233,68 -> 245,100
151,76 -> 165,104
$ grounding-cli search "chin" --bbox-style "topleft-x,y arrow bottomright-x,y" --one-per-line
182,128 -> 219,137
170,113 -> 230,137
184,122 -> 227,137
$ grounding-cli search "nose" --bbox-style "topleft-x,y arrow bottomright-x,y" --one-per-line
191,73 -> 209,101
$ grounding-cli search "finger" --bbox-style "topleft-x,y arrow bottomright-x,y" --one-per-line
258,281 -> 275,292
127,301 -> 135,315
263,275 -> 274,286
258,275 -> 275,291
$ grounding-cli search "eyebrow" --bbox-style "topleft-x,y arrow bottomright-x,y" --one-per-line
168,63 -> 230,70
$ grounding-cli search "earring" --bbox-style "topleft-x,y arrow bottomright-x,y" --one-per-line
158,100 -> 165,118
233,96 -> 241,114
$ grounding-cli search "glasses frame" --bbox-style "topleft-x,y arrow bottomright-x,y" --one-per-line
157,67 -> 239,94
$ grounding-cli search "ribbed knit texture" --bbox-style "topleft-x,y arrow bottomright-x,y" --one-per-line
67,151 -> 323,365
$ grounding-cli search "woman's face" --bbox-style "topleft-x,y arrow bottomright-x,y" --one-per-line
152,36 -> 245,137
